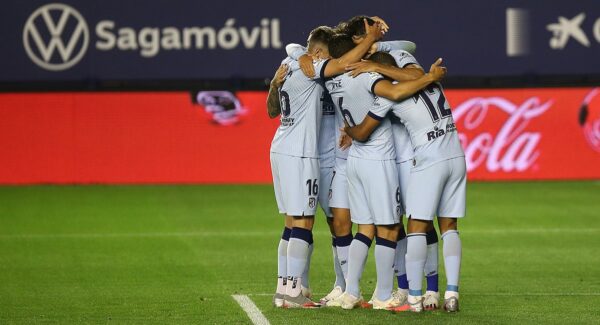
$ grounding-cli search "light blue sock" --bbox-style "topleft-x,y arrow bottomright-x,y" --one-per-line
442,230 -> 461,293
345,233 -> 372,298
406,233 -> 427,297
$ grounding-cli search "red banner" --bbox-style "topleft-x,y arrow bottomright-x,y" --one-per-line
1,88 -> 599,184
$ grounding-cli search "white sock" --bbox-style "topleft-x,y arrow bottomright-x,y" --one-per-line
424,229 -> 439,292
345,233 -> 372,298
301,243 -> 314,288
375,237 -> 397,301
395,236 -> 408,289
406,233 -> 427,297
332,239 -> 346,289
336,233 -> 353,280
286,227 -> 311,297
442,230 -> 461,293
276,228 -> 290,295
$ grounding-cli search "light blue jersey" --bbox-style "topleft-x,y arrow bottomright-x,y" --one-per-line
270,57 -> 328,158
326,72 -> 396,161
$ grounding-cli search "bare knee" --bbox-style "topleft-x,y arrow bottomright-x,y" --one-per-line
407,218 -> 429,234
438,217 -> 457,234
376,224 -> 400,241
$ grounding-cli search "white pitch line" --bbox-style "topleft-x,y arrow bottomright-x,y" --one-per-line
232,294 -> 270,325
0,228 -> 599,240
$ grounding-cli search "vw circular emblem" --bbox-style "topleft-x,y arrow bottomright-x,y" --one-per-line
23,3 -> 89,71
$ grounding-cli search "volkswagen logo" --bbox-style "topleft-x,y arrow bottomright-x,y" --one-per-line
23,3 -> 89,71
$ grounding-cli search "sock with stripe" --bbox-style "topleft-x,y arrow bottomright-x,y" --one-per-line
375,236 -> 397,301
300,236 -> 314,289
406,233 -> 427,297
276,227 -> 291,295
331,237 -> 346,289
336,233 -> 353,280
442,230 -> 461,295
395,228 -> 408,290
345,233 -> 372,298
286,227 -> 312,297
424,228 -> 439,292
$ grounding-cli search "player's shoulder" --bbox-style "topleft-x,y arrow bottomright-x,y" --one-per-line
355,71 -> 384,82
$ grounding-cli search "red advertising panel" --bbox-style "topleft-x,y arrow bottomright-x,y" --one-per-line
0,88 -> 599,184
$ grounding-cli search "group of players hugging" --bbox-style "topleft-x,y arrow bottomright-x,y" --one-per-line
267,15 -> 466,313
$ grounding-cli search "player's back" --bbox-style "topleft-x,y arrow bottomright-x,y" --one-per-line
318,91 -> 336,165
270,57 -> 324,159
390,114 -> 414,163
327,72 -> 395,161
392,83 -> 464,170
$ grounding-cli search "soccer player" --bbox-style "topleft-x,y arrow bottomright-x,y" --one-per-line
324,35 -> 446,310
346,47 -> 442,309
267,21 -> 383,308
344,52 -> 464,313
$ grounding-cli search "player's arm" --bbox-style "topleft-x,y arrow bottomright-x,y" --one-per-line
374,58 -> 446,101
347,61 -> 424,81
375,40 -> 417,55
285,44 -> 316,78
266,64 -> 288,118
322,19 -> 384,78
343,116 -> 382,142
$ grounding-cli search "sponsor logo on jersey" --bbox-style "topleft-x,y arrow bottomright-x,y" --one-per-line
426,122 -> 457,142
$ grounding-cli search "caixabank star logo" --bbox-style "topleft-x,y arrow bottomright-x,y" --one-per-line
23,3 -> 89,71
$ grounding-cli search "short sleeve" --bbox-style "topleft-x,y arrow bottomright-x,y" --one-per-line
390,50 -> 420,68
285,43 -> 307,61
366,72 -> 384,94
369,96 -> 394,121
314,59 -> 330,80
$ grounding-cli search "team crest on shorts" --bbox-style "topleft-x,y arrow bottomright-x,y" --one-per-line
308,197 -> 316,209
396,205 -> 402,217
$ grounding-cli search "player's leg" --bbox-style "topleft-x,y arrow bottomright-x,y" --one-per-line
329,159 -> 353,283
394,160 -> 410,304
437,157 -> 467,312
372,224 -> 400,309
423,223 -> 440,310
271,153 -> 290,307
316,166 -> 345,304
394,224 -> 408,303
338,157 -> 374,309
399,162 -> 446,313
281,157 -> 320,308
367,159 -> 402,310
339,223 -> 374,309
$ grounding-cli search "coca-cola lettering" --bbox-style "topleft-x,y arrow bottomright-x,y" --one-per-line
454,97 -> 552,173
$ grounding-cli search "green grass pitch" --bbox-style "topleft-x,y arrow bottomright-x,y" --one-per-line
1,182 -> 600,324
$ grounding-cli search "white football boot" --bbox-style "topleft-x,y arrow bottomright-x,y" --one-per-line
320,286 -> 344,305
443,291 -> 459,312
423,290 -> 440,310
339,292 -> 364,310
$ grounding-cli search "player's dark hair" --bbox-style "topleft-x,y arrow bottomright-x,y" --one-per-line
342,15 -> 375,37
307,26 -> 334,46
368,52 -> 398,68
328,34 -> 356,59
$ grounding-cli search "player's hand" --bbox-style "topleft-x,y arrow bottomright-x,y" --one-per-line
339,127 -> 353,150
299,54 -> 315,78
271,64 -> 288,88
368,43 -> 379,57
428,58 -> 447,82
364,19 -> 384,41
346,61 -> 381,77
369,16 -> 389,34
